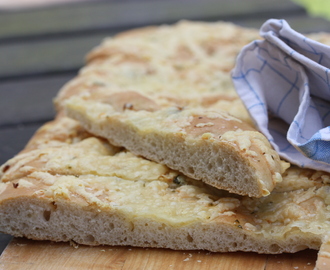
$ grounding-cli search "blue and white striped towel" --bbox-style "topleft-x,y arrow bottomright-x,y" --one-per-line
232,19 -> 330,172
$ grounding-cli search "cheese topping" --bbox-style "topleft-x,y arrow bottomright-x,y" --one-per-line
0,183 -> 8,195
3,21 -> 330,251
64,96 -> 287,197
2,131 -> 330,240
56,21 -> 259,123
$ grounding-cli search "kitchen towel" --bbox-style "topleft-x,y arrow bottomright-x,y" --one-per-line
232,19 -> 330,172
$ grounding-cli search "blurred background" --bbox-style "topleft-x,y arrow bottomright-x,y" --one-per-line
0,0 -> 330,255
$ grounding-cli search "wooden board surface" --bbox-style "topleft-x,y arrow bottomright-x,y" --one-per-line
0,238 -> 318,270
0,0 -> 302,40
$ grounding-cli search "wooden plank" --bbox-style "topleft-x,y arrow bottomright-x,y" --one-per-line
0,74 -> 74,126
0,238 -> 317,270
0,0 -> 88,10
1,13 -> 330,80
0,123 -> 43,165
0,0 -> 303,40
234,14 -> 330,33
266,252 -> 317,270
0,235 -> 11,256
0,33 -> 107,80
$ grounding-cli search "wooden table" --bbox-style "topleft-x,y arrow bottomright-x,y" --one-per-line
0,0 -> 329,268
0,238 -> 319,269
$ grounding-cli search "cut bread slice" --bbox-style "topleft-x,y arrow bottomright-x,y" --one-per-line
0,116 -> 329,257
64,95 -> 288,197
316,238 -> 330,270
54,20 -> 287,197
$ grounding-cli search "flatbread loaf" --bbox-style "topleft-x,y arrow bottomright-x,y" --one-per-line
1,20 -> 330,268
55,20 -> 287,197
1,115 -> 330,261
64,95 -> 287,197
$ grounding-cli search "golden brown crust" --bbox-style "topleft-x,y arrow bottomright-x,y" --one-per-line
54,21 -> 259,125
64,94 -> 286,197
2,21 -> 330,264
316,239 -> 330,270
0,116 -> 329,255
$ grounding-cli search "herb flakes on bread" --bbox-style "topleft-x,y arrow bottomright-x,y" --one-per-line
64,95 -> 287,197
0,116 -> 329,256
1,20 -> 330,268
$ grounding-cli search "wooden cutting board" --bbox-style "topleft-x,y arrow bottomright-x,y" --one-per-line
0,238 -> 317,270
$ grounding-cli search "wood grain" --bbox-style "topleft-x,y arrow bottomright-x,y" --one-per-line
0,74 -> 75,126
0,124 -> 43,165
0,33 -> 106,80
1,16 -> 330,80
0,238 -> 318,270
0,0 -> 302,40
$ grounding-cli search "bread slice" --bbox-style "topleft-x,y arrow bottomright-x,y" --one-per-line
64,94 -> 288,197
0,115 -> 329,256
53,20 -> 287,197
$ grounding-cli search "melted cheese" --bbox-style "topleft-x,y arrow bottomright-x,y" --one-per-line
35,174 -> 239,226
2,132 -> 330,240
57,21 -> 259,123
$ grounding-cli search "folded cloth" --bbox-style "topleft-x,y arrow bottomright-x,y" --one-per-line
232,19 -> 330,172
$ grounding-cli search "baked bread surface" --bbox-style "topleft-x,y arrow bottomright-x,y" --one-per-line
56,20 -> 287,197
1,115 -> 330,254
1,21 -> 330,263
65,96 -> 287,197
